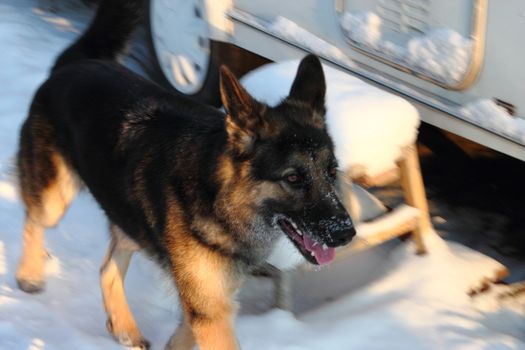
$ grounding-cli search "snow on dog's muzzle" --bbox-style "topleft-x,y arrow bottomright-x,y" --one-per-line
277,215 -> 355,265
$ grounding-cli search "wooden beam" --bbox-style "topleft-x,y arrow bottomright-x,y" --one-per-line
398,145 -> 431,254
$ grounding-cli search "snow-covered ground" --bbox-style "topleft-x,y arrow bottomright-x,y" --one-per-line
1,1 -> 525,349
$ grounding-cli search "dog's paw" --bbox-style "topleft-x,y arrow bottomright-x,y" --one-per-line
119,337 -> 150,350
106,319 -> 150,349
16,278 -> 45,294
131,338 -> 150,350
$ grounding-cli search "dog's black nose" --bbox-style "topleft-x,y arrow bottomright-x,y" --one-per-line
330,227 -> 356,247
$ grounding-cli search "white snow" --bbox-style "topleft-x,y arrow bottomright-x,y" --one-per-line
0,181 -> 18,203
230,9 -> 356,69
241,59 -> 420,177
340,11 -> 382,50
268,16 -> 355,68
340,11 -> 473,85
266,236 -> 305,270
1,1 -> 525,349
460,99 -> 525,144
406,28 -> 473,84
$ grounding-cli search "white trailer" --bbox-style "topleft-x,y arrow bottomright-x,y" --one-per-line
148,0 -> 525,161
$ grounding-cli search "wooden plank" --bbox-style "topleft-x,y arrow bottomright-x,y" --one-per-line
353,168 -> 400,187
334,204 -> 420,260
398,145 -> 431,254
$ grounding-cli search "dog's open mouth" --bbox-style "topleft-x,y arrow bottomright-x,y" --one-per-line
278,219 -> 335,265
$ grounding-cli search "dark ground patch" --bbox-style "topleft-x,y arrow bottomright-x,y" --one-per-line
372,124 -> 525,282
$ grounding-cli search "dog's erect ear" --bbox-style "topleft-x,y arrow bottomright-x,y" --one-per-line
220,65 -> 267,154
288,55 -> 326,114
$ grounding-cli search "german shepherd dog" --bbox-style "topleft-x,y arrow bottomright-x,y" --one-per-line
15,0 -> 355,349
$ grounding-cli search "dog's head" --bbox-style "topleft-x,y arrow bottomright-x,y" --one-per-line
218,55 -> 355,265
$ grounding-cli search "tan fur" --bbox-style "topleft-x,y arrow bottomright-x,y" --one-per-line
173,244 -> 240,350
26,153 -> 79,227
191,317 -> 239,350
191,215 -> 236,251
221,66 -> 275,155
100,225 -> 146,348
217,160 -> 292,226
215,157 -> 259,232
15,220 -> 46,290
164,202 -> 242,350
216,154 -> 236,187
253,181 -> 284,206
17,152 -> 79,291
224,115 -> 254,153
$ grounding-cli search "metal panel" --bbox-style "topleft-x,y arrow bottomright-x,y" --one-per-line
336,0 -> 487,90
378,0 -> 430,34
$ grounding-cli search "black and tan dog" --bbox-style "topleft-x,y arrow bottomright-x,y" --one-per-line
15,0 -> 355,349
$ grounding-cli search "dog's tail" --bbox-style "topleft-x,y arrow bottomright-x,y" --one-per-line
52,0 -> 144,71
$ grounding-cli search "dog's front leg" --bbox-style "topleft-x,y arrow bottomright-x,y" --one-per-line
187,309 -> 239,350
166,310 -> 238,350
100,225 -> 149,349
169,245 -> 242,350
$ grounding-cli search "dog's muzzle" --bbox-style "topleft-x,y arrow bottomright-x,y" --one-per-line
326,225 -> 356,248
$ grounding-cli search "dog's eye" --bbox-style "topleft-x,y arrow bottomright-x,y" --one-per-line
328,166 -> 338,178
286,173 -> 301,184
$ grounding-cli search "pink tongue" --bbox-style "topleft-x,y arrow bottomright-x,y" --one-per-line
303,234 -> 336,265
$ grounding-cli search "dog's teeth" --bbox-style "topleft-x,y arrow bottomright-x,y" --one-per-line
311,251 -> 315,256
297,231 -> 303,236
291,222 -> 298,229
322,243 -> 328,250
